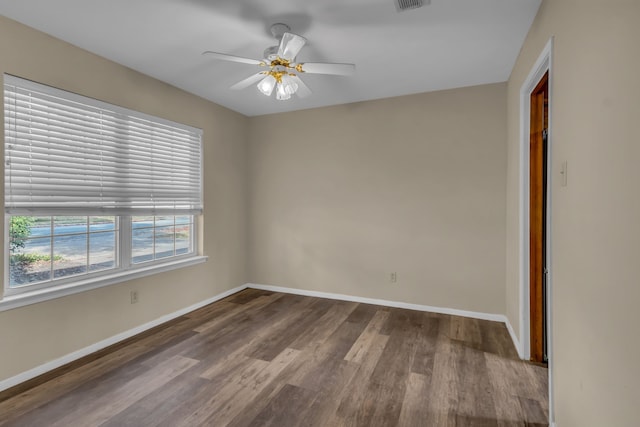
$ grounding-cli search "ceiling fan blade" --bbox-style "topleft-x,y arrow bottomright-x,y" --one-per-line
278,32 -> 307,61
298,62 -> 356,76
230,72 -> 266,90
290,75 -> 312,98
202,51 -> 264,66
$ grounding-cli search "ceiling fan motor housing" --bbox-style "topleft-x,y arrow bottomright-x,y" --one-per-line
263,45 -> 279,61
269,23 -> 291,39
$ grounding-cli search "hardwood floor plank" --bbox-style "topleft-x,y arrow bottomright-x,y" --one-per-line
398,372 -> 432,426
146,356 -> 264,426
345,303 -> 383,325
347,308 -> 426,426
454,344 -> 498,423
330,333 -> 390,426
183,294 -> 309,362
0,290 -> 549,427
192,293 -> 283,334
344,309 -> 389,363
0,315 -> 199,423
410,312 -> 440,376
230,308 -> 384,426
98,371 -> 211,427
199,348 -> 301,426
284,357 -> 360,427
224,288 -> 274,305
450,316 -> 483,346
197,298 -> 327,379
286,312 -> 375,392
480,322 -> 520,359
51,355 -> 198,427
243,298 -> 334,361
0,323 -> 196,426
485,353 -> 529,426
0,354 -> 153,427
245,383 -> 318,427
518,396 -> 548,427
183,300 -> 239,322
423,319 -> 461,426
223,303 -> 365,426
288,300 -> 359,351
225,321 -> 371,426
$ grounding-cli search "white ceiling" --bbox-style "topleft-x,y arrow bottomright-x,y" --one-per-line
0,0 -> 541,117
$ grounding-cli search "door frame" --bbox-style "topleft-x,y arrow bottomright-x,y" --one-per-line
519,37 -> 554,424
529,70 -> 548,364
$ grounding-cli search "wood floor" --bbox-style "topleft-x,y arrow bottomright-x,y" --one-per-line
0,289 -> 548,426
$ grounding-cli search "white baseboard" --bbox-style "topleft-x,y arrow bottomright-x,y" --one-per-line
248,282 -> 512,325
0,284 -> 248,394
503,316 -> 523,359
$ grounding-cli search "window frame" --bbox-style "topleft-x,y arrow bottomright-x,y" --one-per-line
1,214 -> 206,311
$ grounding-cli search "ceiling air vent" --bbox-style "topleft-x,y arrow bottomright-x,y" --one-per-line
395,0 -> 429,12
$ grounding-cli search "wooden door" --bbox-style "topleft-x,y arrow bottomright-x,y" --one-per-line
529,71 -> 548,364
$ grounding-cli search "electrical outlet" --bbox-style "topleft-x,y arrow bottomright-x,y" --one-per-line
130,290 -> 139,304
390,272 -> 397,283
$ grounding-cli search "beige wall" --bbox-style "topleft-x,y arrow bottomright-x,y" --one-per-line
506,0 -> 640,424
0,16 -> 249,382
248,83 -> 507,315
7,2 -> 639,422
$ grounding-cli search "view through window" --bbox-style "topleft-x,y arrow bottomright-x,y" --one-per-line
9,215 -> 194,288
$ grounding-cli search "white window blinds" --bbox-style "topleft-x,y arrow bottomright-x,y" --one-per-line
4,75 -> 203,216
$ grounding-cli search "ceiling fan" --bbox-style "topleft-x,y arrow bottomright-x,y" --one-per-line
203,23 -> 356,101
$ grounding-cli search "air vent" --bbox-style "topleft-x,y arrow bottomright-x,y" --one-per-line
395,0 -> 429,12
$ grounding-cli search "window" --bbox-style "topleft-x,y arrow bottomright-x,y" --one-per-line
132,215 -> 194,264
4,75 -> 203,301
9,216 -> 118,288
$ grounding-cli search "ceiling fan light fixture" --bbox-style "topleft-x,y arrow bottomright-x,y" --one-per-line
257,74 -> 276,96
204,22 -> 355,101
275,82 -> 292,101
280,74 -> 298,95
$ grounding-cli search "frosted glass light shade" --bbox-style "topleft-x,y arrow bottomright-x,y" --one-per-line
257,75 -> 276,96
275,82 -> 292,100
280,74 -> 299,95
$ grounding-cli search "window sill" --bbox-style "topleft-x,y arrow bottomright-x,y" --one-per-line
0,255 -> 208,312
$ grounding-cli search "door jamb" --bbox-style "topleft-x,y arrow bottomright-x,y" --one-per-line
519,36 -> 554,425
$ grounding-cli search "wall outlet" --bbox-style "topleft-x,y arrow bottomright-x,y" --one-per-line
390,272 -> 397,283
130,290 -> 139,304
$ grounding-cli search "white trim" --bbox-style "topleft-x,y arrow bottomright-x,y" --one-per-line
504,316 -> 522,358
0,255 -> 208,312
0,283 -> 247,393
519,37 -> 553,359
248,283 -> 515,328
519,37 -> 554,427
